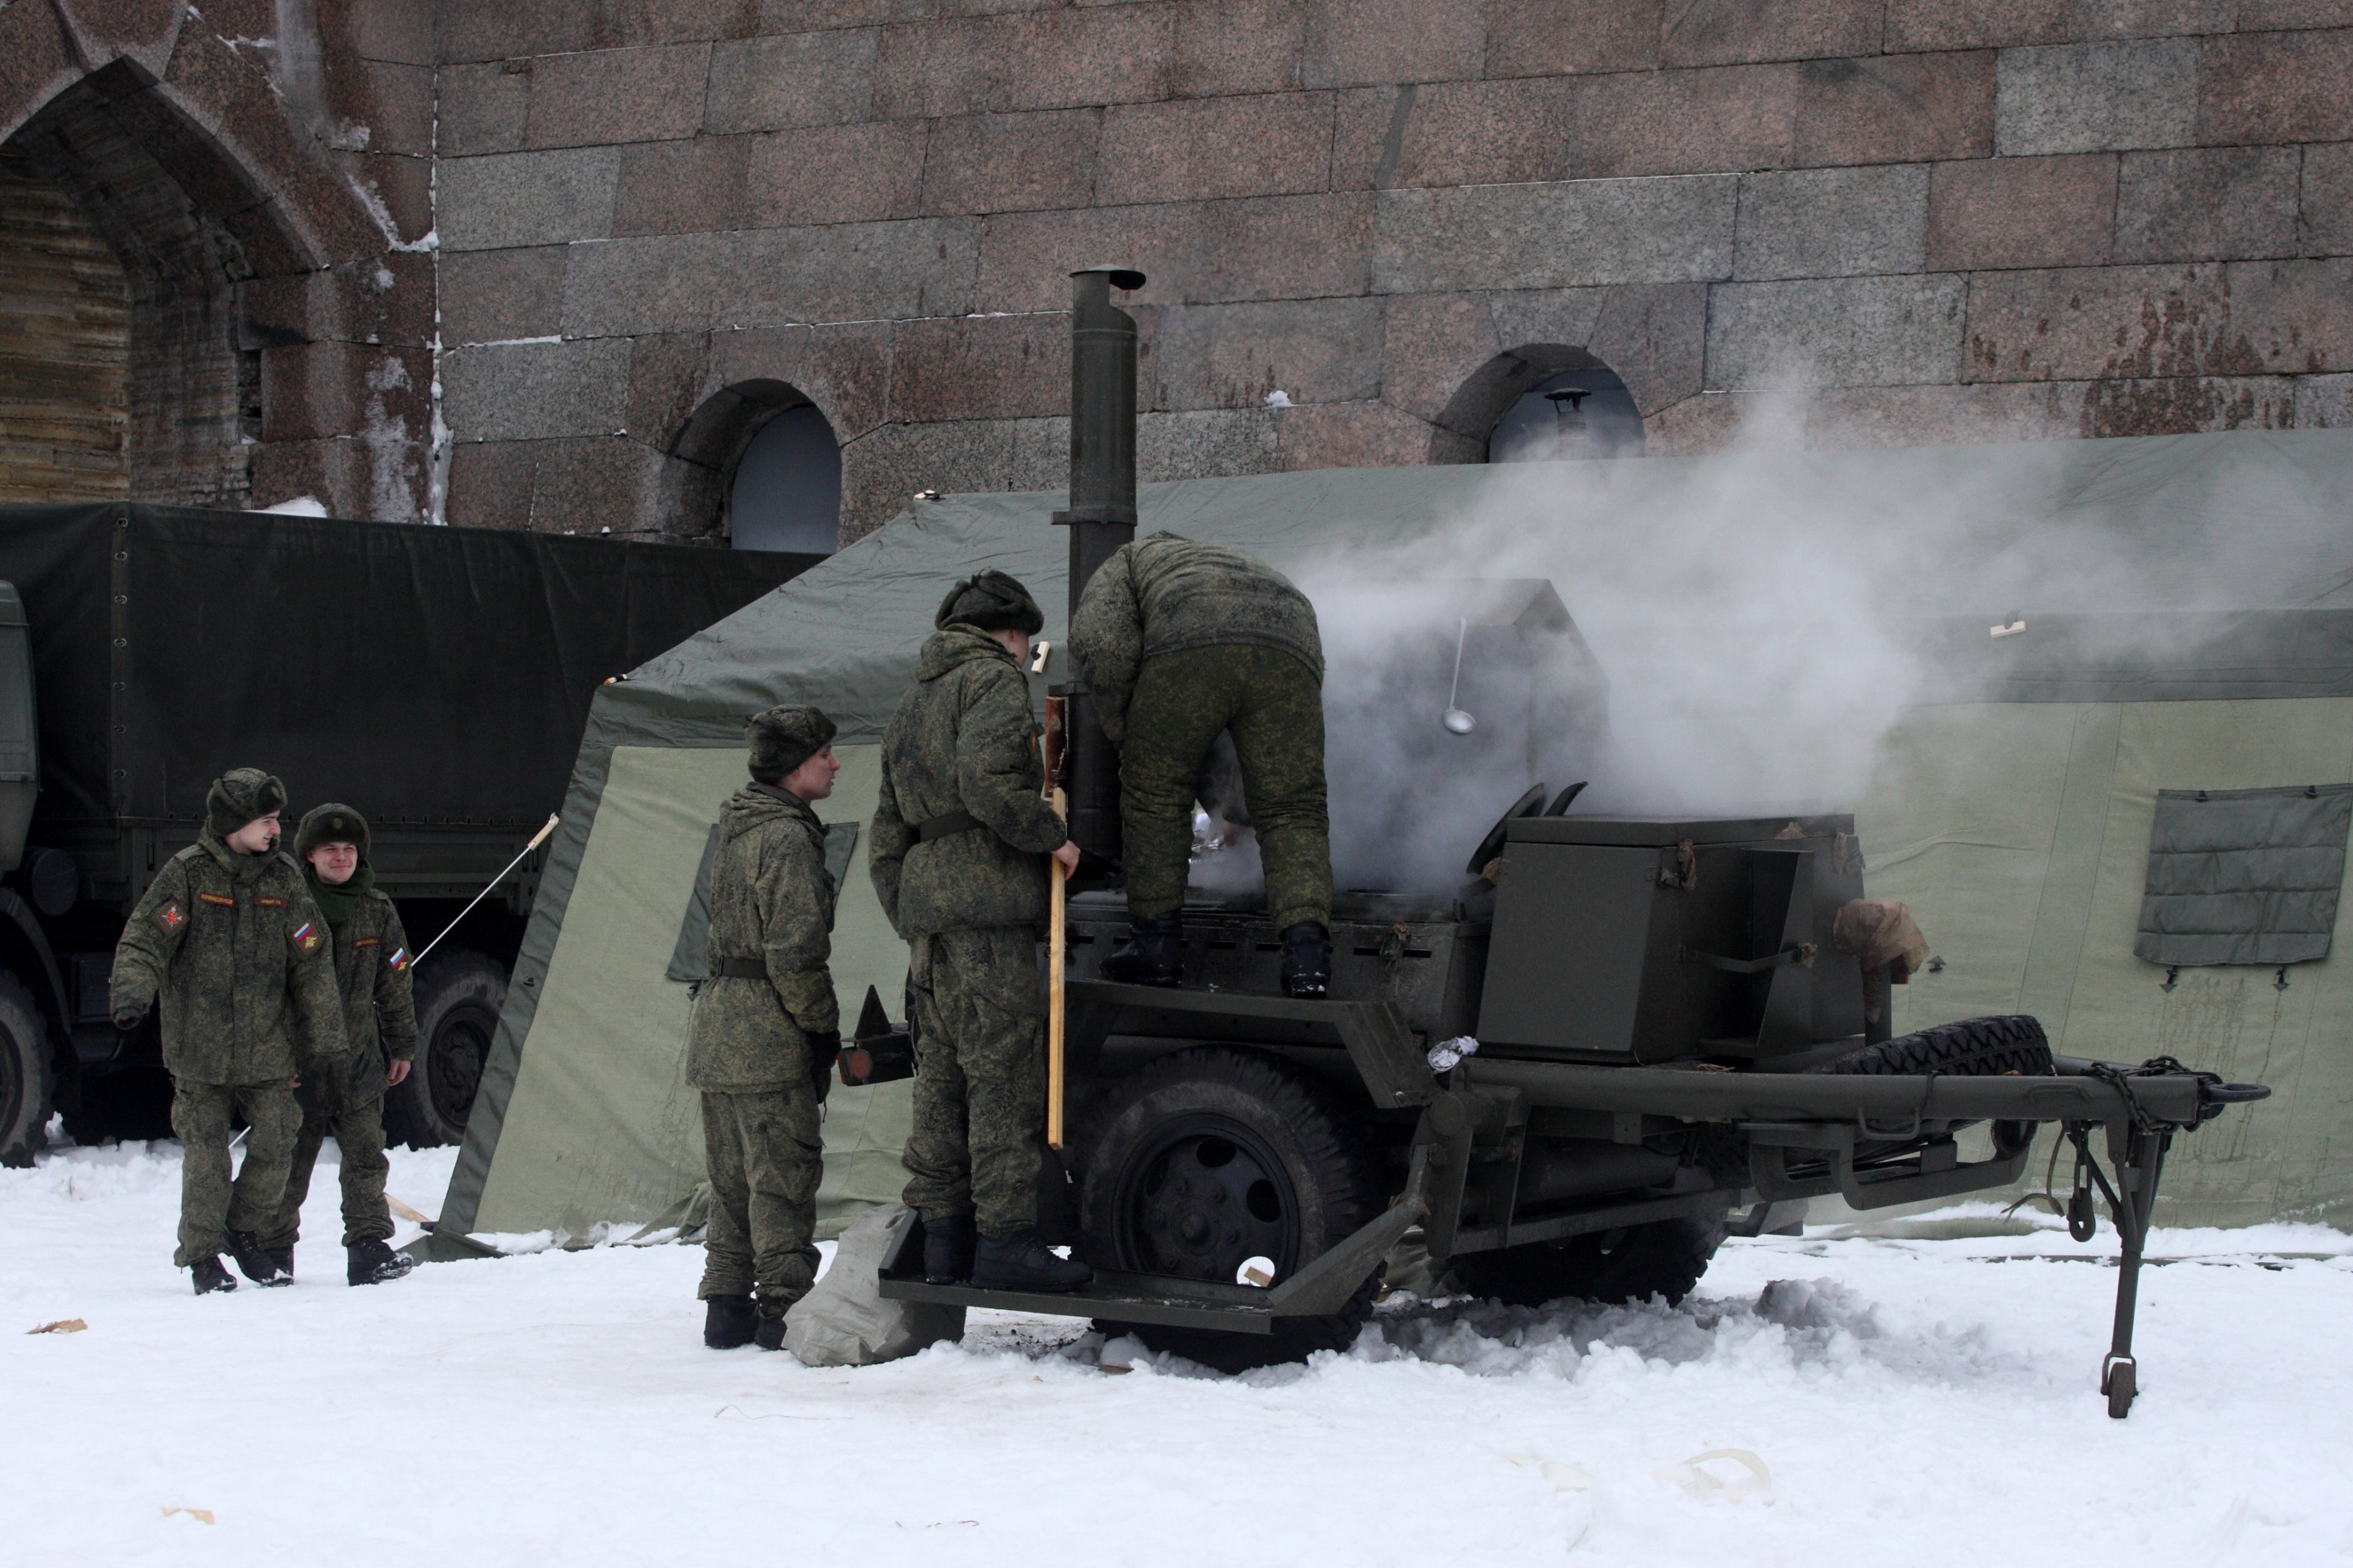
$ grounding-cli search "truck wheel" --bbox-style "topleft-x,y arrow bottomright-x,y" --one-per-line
0,973 -> 54,1168
384,950 -> 506,1148
1079,1045 -> 1385,1372
1453,1214 -> 1727,1309
1806,1014 -> 2053,1078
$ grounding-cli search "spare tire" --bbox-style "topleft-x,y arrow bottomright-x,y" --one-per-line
1806,1014 -> 2053,1078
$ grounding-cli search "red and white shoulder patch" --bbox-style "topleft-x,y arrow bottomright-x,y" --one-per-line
387,947 -> 410,972
155,901 -> 185,933
291,921 -> 323,954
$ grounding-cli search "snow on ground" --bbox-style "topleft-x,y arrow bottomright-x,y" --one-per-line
5,1138 -> 2350,1567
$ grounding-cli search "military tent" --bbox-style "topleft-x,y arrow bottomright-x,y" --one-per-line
421,428 -> 2353,1256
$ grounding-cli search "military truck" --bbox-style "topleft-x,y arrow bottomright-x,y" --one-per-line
875,268 -> 2269,1419
0,504 -> 813,1160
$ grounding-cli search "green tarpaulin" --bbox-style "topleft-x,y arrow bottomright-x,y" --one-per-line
426,429 -> 2353,1252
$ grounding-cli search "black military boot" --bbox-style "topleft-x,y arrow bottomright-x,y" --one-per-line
266,1245 -> 294,1281
753,1301 -> 789,1352
971,1229 -> 1094,1293
924,1212 -> 976,1285
703,1295 -> 757,1349
1279,922 -> 1332,999
226,1229 -> 291,1287
346,1239 -> 416,1286
1101,911 -> 1184,987
190,1256 -> 237,1295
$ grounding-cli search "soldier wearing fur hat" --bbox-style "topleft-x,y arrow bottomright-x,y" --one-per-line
109,768 -> 349,1294
256,803 -> 420,1286
690,705 -> 844,1351
870,570 -> 1090,1295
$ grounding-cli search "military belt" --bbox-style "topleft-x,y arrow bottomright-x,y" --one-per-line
915,810 -> 985,843
711,957 -> 769,981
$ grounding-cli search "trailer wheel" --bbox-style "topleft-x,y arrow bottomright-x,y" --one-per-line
1806,1014 -> 2053,1078
1452,1214 -> 1727,1310
0,973 -> 54,1168
1079,1046 -> 1385,1372
384,950 -> 506,1148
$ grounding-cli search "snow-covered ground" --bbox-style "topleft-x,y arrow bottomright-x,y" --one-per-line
6,1137 -> 2349,1566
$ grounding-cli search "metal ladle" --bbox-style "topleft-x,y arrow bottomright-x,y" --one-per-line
1443,617 -> 1476,734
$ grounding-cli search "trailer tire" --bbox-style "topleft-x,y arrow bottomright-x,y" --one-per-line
0,973 -> 54,1168
1080,1045 -> 1385,1372
1806,1014 -> 2053,1078
384,950 -> 506,1149
1453,1214 -> 1727,1310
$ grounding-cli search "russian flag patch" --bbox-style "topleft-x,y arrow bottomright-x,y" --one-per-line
388,947 -> 409,972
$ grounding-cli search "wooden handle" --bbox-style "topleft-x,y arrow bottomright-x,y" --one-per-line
1048,785 -> 1068,1150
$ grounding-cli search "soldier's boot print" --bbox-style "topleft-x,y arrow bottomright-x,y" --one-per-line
704,1295 -> 757,1349
226,1228 -> 290,1287
924,1211 -> 976,1284
754,1300 -> 790,1351
346,1238 -> 415,1286
972,1229 -> 1093,1293
1101,910 -> 1184,988
1280,922 -> 1332,1000
190,1256 -> 237,1295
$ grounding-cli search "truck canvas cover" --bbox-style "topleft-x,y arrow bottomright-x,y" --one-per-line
0,504 -> 816,848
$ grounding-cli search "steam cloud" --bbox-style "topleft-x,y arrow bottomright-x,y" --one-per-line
1192,407 -> 2343,901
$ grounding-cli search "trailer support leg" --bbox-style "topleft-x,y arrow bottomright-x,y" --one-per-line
2077,1120 -> 2171,1420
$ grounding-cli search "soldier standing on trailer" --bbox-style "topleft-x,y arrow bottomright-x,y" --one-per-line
870,571 -> 1089,1294
256,803 -> 419,1286
108,768 -> 349,1293
1068,531 -> 1335,998
690,706 -> 845,1352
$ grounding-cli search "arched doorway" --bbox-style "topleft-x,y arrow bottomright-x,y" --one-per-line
673,381 -> 841,554
0,150 -> 129,502
1435,346 -> 1649,467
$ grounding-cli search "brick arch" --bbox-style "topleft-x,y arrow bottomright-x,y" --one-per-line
1429,346 -> 1624,462
1,4 -> 432,518
670,379 -> 844,549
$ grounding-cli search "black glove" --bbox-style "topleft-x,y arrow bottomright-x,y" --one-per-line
113,1007 -> 146,1034
806,1029 -> 842,1103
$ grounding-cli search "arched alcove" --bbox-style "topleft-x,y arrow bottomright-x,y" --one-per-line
1433,346 -> 1648,465
672,381 -> 841,554
4,63 -> 314,508
0,150 -> 130,502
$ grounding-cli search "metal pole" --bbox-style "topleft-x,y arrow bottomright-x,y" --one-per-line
413,814 -> 558,967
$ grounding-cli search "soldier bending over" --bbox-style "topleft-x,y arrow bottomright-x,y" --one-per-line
692,706 -> 844,1351
871,571 -> 1089,1293
257,803 -> 418,1286
110,769 -> 347,1293
1069,531 -> 1335,998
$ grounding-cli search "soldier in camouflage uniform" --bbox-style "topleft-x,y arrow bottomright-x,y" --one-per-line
1068,531 -> 1335,997
257,803 -> 419,1287
690,706 -> 844,1351
871,570 -> 1090,1293
109,768 -> 349,1294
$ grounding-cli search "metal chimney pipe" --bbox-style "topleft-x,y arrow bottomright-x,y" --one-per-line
1051,264 -> 1146,865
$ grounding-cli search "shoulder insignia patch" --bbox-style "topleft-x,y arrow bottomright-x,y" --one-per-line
156,901 -> 186,933
253,895 -> 289,908
292,921 -> 322,953
353,937 -> 381,949
197,892 -> 236,907
388,947 -> 410,972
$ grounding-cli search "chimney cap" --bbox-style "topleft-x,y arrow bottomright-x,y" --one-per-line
1071,264 -> 1147,290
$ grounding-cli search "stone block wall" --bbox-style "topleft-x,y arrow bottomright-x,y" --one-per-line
10,3 -> 2352,537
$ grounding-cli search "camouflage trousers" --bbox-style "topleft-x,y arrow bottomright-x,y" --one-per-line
169,1077 -> 301,1269
698,1087 -> 822,1309
257,1088 -> 392,1253
901,926 -> 1044,1239
1121,643 -> 1333,932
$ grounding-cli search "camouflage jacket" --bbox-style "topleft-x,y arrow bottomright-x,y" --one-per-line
322,880 -> 420,1106
687,783 -> 839,1091
871,623 -> 1067,936
109,831 -> 349,1086
1068,531 -> 1324,745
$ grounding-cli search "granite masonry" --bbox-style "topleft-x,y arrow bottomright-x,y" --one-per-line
4,1 -> 2351,541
